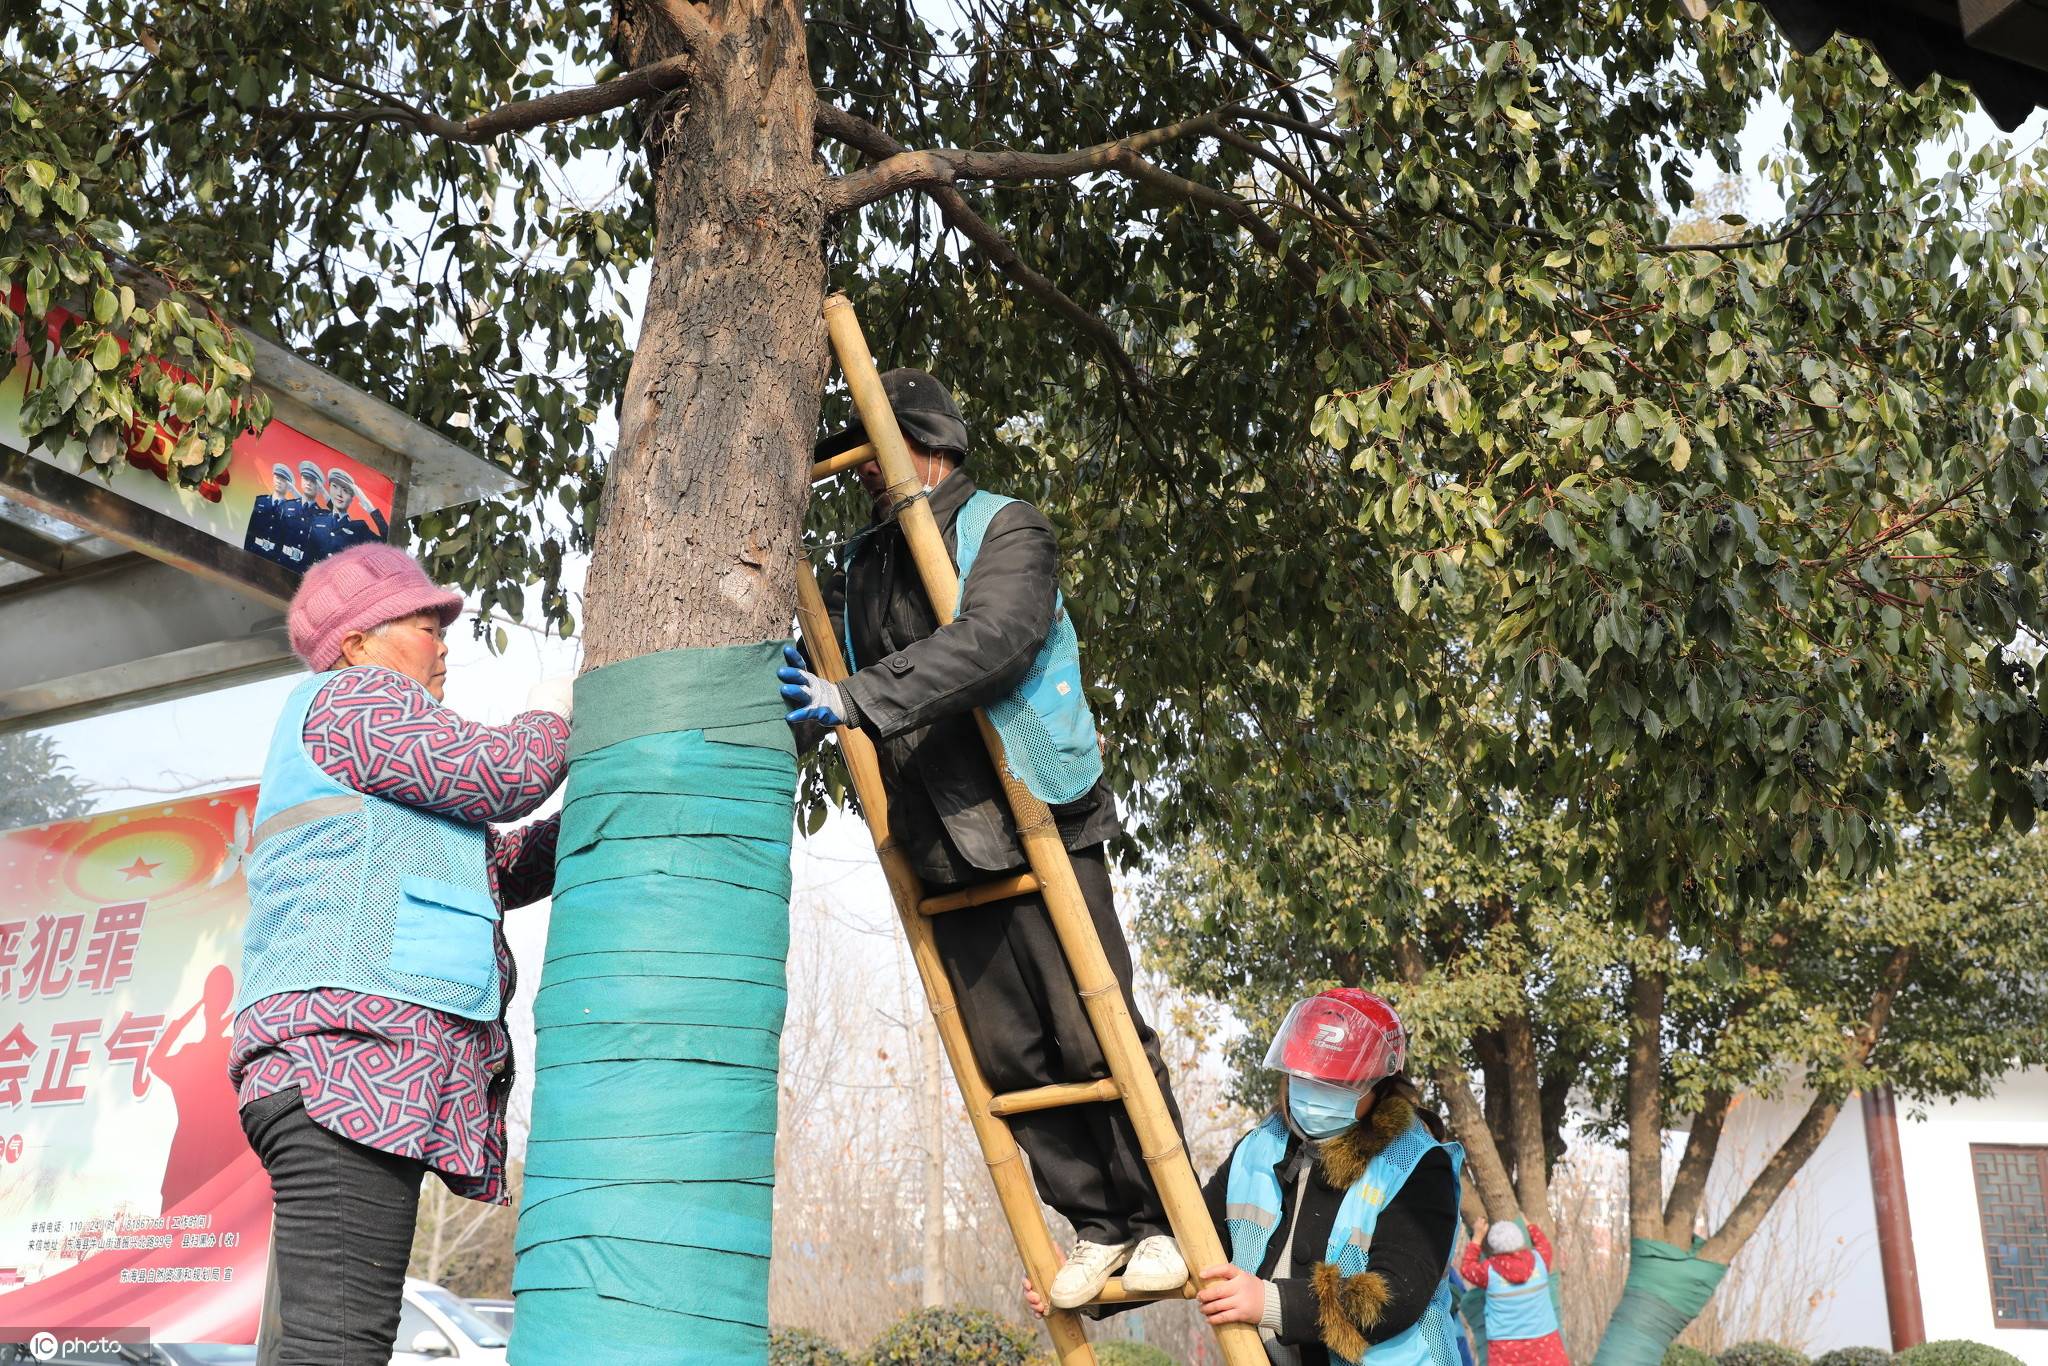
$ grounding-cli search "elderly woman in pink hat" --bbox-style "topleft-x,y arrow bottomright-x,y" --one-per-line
230,544 -> 573,1365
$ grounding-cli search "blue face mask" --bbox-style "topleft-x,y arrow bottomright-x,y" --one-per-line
1288,1076 -> 1365,1139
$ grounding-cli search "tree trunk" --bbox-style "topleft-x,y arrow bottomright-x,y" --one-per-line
513,6 -> 825,1362
1500,1012 -> 1552,1231
580,0 -> 827,668
1625,897 -> 1671,1242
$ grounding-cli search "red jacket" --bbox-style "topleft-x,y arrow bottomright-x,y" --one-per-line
1459,1222 -> 1556,1289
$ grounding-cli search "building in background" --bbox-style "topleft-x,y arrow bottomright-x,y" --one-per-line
1733,1071 -> 2048,1361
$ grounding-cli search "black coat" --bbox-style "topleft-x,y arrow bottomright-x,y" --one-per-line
825,472 -> 1119,884
1199,1103 -> 1460,1365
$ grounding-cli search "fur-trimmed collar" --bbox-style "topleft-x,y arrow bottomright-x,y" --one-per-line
1312,1094 -> 1415,1191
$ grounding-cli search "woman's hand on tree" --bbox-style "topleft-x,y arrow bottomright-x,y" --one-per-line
1022,1272 -> 1048,1319
1195,1263 -> 1266,1325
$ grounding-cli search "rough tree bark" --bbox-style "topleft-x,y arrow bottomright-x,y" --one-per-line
1500,1011 -> 1552,1231
1625,896 -> 1672,1242
579,0 -> 827,668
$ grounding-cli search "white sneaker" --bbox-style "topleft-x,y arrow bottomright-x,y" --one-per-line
1049,1238 -> 1135,1309
1120,1235 -> 1189,1292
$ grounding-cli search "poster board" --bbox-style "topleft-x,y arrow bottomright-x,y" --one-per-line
0,787 -> 269,1347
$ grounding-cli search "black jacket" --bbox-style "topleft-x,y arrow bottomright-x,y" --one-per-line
824,472 -> 1119,884
1199,1101 -> 1460,1364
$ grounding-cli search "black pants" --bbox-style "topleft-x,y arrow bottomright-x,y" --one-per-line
242,1088 -> 425,1366
929,843 -> 1184,1243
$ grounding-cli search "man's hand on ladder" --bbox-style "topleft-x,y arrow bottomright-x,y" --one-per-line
778,644 -> 848,727
1022,1272 -> 1049,1319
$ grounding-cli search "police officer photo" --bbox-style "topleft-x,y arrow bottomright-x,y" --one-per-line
244,462 -> 299,564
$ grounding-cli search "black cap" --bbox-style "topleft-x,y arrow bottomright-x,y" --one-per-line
816,368 -> 970,460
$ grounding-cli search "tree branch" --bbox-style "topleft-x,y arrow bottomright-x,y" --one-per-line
1390,939 -> 1520,1222
1176,0 -> 1315,131
1697,945 -> 1915,1262
1695,1093 -> 1840,1264
813,102 -> 1142,387
1214,125 -> 1354,225
820,110 -> 1227,214
1220,103 -> 1343,147
266,53 -> 695,145
1661,1088 -> 1731,1242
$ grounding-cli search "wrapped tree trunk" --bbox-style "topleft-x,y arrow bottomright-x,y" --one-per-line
510,3 -> 827,1362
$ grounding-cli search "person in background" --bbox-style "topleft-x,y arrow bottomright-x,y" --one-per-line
231,543 -> 575,1365
779,368 -> 1192,1309
1459,1221 -> 1569,1366
1032,988 -> 1466,1364
306,467 -> 389,560
244,463 -> 298,564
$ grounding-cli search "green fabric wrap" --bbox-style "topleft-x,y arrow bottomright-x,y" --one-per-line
1590,1239 -> 1729,1366
508,641 -> 797,1366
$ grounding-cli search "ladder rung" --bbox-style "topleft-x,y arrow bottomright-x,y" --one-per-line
810,442 -> 875,481
1090,1275 -> 1198,1306
988,1079 -> 1120,1117
918,873 -> 1041,916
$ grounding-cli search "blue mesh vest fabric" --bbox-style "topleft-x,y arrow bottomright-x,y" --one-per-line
842,491 -> 1104,805
1225,1112 -> 1469,1366
235,671 -> 500,1020
953,491 -> 1103,803
1484,1248 -> 1559,1341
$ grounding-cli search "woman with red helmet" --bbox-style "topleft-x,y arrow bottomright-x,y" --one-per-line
1030,988 -> 1470,1364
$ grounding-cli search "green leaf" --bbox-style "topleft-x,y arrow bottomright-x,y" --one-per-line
1542,507 -> 1575,553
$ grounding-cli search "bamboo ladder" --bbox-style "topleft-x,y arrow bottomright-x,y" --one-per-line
794,295 -> 1265,1366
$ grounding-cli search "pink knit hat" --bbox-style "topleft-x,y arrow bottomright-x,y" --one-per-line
286,544 -> 464,671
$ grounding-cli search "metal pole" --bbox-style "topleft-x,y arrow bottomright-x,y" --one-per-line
1860,1085 -> 1926,1350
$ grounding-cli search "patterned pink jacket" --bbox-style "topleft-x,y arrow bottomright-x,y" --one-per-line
228,666 -> 570,1204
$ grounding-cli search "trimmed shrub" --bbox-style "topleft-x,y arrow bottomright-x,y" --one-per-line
1718,1344 -> 1809,1366
771,1328 -> 853,1366
1813,1350 -> 1892,1366
1094,1344 -> 1178,1366
1895,1343 -> 2025,1366
865,1308 -> 1043,1365
1664,1346 -> 1717,1366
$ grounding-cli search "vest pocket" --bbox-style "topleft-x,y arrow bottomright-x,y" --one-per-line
390,876 -> 500,992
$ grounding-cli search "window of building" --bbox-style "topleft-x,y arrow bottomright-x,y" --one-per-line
1972,1144 -> 2048,1329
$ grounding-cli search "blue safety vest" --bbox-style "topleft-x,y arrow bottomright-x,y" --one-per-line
234,669 -> 502,1020
1224,1113 -> 1467,1366
1484,1246 -> 1560,1342
843,489 -> 1103,805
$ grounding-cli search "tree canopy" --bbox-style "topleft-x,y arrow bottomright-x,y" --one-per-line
10,4 -> 2048,1353
1141,740 -> 2048,1330
9,3 -> 2047,885
0,732 -> 90,830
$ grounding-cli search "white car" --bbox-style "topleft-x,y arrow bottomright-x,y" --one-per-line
389,1279 -> 510,1365
465,1300 -> 514,1340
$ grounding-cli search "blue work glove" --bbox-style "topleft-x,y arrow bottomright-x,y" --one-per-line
778,643 -> 847,727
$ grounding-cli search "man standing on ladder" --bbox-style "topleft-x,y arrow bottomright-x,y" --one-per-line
780,368 -> 1191,1310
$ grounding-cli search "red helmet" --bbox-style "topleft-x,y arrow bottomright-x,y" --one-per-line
1263,988 -> 1407,1087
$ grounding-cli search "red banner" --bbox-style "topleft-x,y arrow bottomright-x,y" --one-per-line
0,787 -> 269,1344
